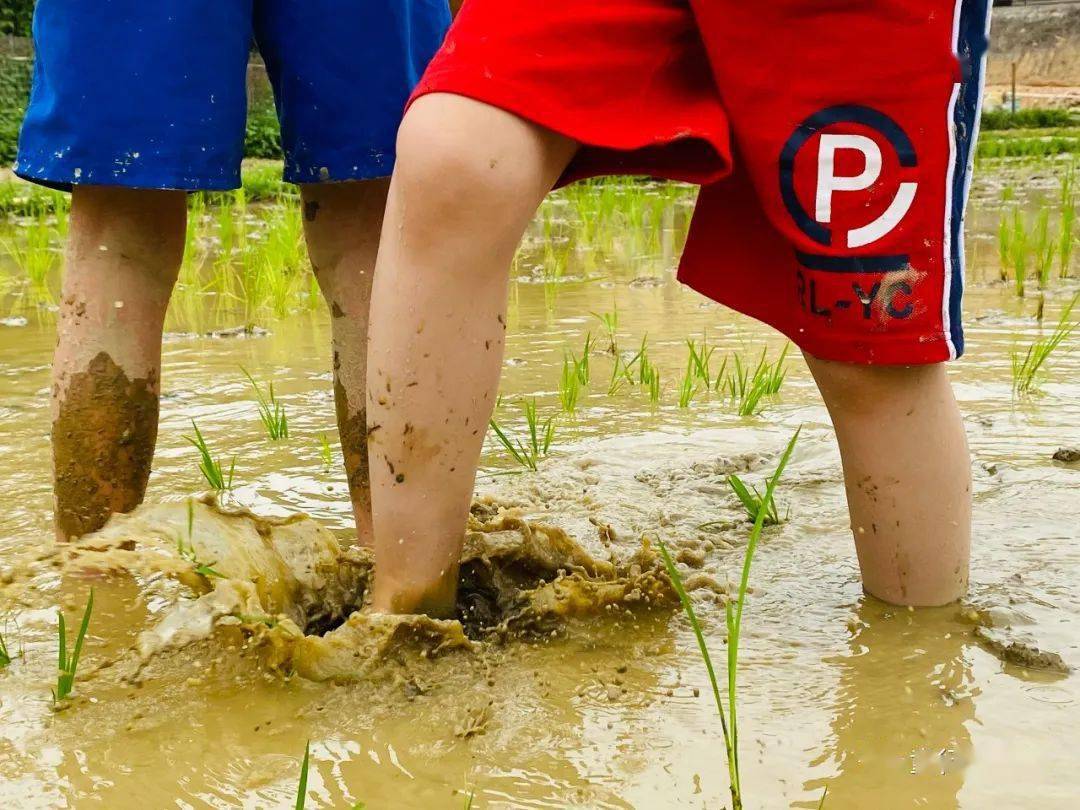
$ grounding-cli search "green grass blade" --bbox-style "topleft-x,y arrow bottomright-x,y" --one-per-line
658,540 -> 739,808
296,741 -> 311,810
727,428 -> 801,775
0,628 -> 10,669
56,610 -> 67,679
727,475 -> 759,521
67,589 -> 94,690
489,418 -> 536,471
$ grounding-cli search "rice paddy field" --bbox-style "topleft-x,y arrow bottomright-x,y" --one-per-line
0,152 -> 1077,808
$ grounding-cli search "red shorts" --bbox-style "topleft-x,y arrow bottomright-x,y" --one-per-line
412,0 -> 992,364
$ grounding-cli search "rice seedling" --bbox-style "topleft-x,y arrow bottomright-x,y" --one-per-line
319,432 -> 333,470
185,420 -> 236,492
978,134 -> 1080,160
593,308 -> 619,354
3,213 -> 58,294
997,211 -> 1012,283
241,162 -> 294,203
560,343 -> 591,415
560,354 -> 581,414
264,204 -> 306,274
0,626 -> 12,669
214,197 -> 238,268
0,182 -> 68,217
575,333 -> 594,385
657,428 -> 800,810
177,536 -> 225,580
541,250 -> 566,310
1012,293 -> 1078,396
638,340 -> 662,404
607,353 -> 632,396
1033,209 -> 1057,321
242,367 -> 289,440
53,589 -> 94,706
54,204 -> 70,241
296,741 -> 311,809
264,254 -> 308,319
1010,209 -> 1028,298
607,337 -> 647,396
489,397 -> 555,471
182,193 -> 206,272
644,365 -> 662,403
981,107 -> 1075,130
686,334 -> 716,389
177,500 -> 224,580
718,345 -> 789,416
677,356 -> 699,409
728,473 -> 782,526
1060,164 -> 1076,278
629,335 -> 648,380
228,188 -> 250,265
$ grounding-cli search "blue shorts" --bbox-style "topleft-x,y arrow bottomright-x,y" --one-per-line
14,0 -> 451,190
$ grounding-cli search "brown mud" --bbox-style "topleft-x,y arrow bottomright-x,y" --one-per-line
2,170 -> 1079,806
56,496 -> 675,684
973,626 -> 1072,675
333,378 -> 371,512
52,351 -> 159,539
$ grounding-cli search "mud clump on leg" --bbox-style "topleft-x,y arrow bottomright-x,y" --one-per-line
52,351 -> 158,539
333,378 -> 371,516
64,496 -> 677,684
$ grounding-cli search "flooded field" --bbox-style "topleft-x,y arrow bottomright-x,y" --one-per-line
0,160 -> 1078,808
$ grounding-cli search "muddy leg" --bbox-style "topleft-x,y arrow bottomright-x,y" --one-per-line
53,186 -> 186,539
367,94 -> 577,616
300,179 -> 389,547
805,354 -> 971,606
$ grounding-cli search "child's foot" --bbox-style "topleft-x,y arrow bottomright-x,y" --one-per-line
370,573 -> 459,618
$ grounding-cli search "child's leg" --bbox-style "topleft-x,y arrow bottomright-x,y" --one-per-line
805,354 -> 971,606
52,186 -> 187,539
367,94 -> 578,616
300,179 -> 390,547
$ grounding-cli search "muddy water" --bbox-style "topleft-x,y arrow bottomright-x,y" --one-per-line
1,167 -> 1078,808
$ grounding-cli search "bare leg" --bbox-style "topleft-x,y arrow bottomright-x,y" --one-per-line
805,354 -> 971,606
52,186 -> 186,539
300,179 -> 389,547
367,94 -> 577,615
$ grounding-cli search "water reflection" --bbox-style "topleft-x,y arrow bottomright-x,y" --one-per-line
808,599 -> 976,809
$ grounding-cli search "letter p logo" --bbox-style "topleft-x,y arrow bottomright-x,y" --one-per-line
780,105 -> 919,250
815,134 -> 881,224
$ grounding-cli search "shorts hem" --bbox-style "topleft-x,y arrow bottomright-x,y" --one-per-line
409,69 -> 731,186
12,154 -> 242,193
677,267 -> 960,366
282,148 -> 396,185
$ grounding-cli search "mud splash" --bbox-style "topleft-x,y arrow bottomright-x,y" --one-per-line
61,496 -> 676,683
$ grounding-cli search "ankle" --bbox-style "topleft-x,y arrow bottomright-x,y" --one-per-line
370,571 -> 458,618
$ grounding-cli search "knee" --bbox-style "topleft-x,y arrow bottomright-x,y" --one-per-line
804,352 -> 944,417
302,180 -> 389,283
392,97 -> 544,228
71,186 -> 187,278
